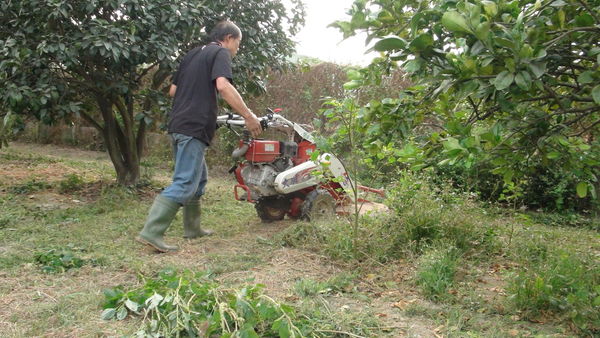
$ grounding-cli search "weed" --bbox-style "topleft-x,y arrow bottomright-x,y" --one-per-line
278,175 -> 499,264
0,216 -> 10,228
294,273 -> 355,298
416,245 -> 460,301
102,269 -> 302,337
527,211 -> 599,231
507,250 -> 600,333
58,173 -> 84,193
34,246 -> 87,273
8,178 -> 51,194
295,297 -> 382,337
294,278 -> 330,297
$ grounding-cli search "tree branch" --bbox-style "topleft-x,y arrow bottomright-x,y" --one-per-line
570,119 -> 600,137
79,110 -> 103,132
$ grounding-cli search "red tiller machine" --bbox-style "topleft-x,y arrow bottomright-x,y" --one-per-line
216,109 -> 387,221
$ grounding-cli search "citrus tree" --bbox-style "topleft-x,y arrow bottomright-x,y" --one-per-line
332,0 -> 600,208
0,0 -> 304,185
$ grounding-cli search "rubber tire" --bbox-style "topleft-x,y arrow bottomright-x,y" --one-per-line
301,189 -> 336,221
255,196 -> 290,222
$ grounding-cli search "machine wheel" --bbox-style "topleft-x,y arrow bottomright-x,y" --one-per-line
255,196 -> 290,222
301,189 -> 336,221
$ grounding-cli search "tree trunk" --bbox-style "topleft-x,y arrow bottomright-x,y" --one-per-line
96,95 -> 142,186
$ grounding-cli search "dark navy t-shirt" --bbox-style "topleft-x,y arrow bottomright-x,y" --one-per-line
168,44 -> 233,145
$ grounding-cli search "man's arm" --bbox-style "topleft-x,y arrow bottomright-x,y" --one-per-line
216,77 -> 262,137
169,84 -> 177,97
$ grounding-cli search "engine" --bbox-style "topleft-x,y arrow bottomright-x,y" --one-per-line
236,140 -> 299,199
240,164 -> 280,198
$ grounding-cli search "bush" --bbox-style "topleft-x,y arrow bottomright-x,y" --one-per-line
433,162 -> 599,214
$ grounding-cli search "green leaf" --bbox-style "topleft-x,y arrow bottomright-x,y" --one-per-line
475,22 -> 490,40
404,59 -> 422,73
101,308 -> 116,320
547,151 -> 560,159
592,85 -> 600,104
577,71 -> 594,84
443,137 -> 463,151
116,306 -> 128,320
343,80 -> 363,90
528,62 -> 546,78
576,182 -> 588,198
503,170 -> 514,184
441,11 -> 471,33
575,13 -> 594,27
347,69 -> 362,81
494,71 -> 514,90
238,327 -> 260,338
409,34 -> 433,52
481,1 -> 498,16
373,37 -> 407,52
514,71 -> 532,90
125,299 -> 139,312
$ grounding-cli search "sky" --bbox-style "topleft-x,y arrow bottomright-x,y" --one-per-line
289,0 -> 376,65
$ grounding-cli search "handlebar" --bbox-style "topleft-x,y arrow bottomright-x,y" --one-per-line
216,111 -> 281,130
216,109 -> 315,143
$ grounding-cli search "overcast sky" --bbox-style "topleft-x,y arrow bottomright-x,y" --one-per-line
290,0 -> 376,65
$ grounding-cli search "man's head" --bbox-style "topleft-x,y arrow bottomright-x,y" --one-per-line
209,21 -> 242,57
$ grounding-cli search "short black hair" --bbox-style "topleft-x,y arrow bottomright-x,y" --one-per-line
209,21 -> 241,42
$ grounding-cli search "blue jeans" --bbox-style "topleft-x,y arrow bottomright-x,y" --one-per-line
160,133 -> 208,205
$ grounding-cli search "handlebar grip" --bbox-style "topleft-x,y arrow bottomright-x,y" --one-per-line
260,118 -> 269,130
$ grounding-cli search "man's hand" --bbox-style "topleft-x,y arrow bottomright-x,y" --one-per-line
216,77 -> 262,137
244,113 -> 262,138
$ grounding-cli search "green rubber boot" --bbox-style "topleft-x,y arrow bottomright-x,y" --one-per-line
183,199 -> 213,239
136,195 -> 180,252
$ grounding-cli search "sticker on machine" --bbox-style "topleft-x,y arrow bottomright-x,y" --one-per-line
265,143 -> 275,152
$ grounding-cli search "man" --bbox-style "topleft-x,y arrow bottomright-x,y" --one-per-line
136,21 -> 262,252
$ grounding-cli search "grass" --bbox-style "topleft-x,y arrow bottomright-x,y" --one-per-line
1,142 -> 598,336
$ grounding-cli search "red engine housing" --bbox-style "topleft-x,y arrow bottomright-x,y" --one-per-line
244,140 -> 280,163
293,140 -> 316,166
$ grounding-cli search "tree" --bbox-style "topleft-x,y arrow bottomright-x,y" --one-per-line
0,0 -> 305,185
331,0 -> 600,208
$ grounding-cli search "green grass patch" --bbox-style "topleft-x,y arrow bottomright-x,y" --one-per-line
294,272 -> 356,298
277,178 -> 500,264
57,173 -> 85,193
8,178 -> 52,194
507,250 -> 600,334
416,245 -> 460,301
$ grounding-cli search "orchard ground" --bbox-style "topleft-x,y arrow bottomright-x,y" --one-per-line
0,142 -> 597,337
